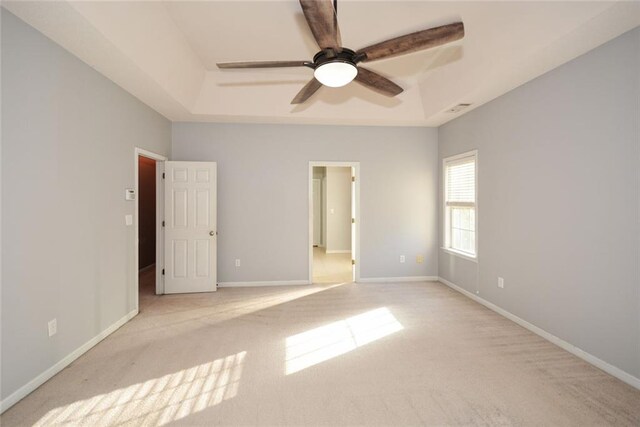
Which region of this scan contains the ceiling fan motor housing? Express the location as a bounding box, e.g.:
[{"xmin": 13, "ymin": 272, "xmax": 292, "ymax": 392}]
[{"xmin": 312, "ymin": 48, "xmax": 359, "ymax": 68}]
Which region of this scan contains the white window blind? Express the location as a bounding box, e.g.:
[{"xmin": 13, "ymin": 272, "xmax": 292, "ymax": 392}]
[
  {"xmin": 446, "ymin": 158, "xmax": 475, "ymax": 205},
  {"xmin": 444, "ymin": 152, "xmax": 477, "ymax": 257}
]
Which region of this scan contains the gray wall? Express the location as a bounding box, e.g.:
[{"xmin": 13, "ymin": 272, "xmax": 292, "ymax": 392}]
[
  {"xmin": 172, "ymin": 123, "xmax": 439, "ymax": 282},
  {"xmin": 439, "ymin": 27, "xmax": 640, "ymax": 378},
  {"xmin": 1, "ymin": 11, "xmax": 171, "ymax": 402}
]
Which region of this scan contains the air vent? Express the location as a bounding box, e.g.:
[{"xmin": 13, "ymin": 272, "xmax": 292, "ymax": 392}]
[{"xmin": 447, "ymin": 103, "xmax": 472, "ymax": 113}]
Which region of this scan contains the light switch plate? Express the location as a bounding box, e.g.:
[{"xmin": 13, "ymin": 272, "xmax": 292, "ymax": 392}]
[{"xmin": 48, "ymin": 319, "xmax": 57, "ymax": 337}]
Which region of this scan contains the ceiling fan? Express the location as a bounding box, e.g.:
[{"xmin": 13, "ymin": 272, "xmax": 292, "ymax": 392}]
[{"xmin": 217, "ymin": 0, "xmax": 464, "ymax": 104}]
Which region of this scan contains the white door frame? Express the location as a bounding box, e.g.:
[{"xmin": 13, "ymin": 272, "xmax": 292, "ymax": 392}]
[
  {"xmin": 308, "ymin": 161, "xmax": 360, "ymax": 283},
  {"xmin": 312, "ymin": 178, "xmax": 322, "ymax": 246},
  {"xmin": 134, "ymin": 147, "xmax": 167, "ymax": 311}
]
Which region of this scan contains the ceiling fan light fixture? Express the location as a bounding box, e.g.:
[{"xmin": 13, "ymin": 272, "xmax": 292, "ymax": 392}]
[{"xmin": 314, "ymin": 61, "xmax": 357, "ymax": 87}]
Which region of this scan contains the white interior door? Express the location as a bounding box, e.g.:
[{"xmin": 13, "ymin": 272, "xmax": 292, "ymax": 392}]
[
  {"xmin": 164, "ymin": 161, "xmax": 217, "ymax": 293},
  {"xmin": 313, "ymin": 179, "xmax": 322, "ymax": 246}
]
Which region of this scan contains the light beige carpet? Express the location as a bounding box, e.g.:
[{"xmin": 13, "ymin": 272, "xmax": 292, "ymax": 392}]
[{"xmin": 2, "ymin": 273, "xmax": 640, "ymax": 426}]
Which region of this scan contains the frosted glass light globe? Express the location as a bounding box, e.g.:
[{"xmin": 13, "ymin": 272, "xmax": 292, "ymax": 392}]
[{"xmin": 314, "ymin": 62, "xmax": 358, "ymax": 87}]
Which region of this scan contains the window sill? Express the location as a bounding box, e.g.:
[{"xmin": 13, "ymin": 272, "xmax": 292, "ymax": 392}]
[{"xmin": 441, "ymin": 247, "xmax": 478, "ymax": 263}]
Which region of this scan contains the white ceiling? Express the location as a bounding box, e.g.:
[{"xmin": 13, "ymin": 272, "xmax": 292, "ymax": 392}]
[{"xmin": 4, "ymin": 1, "xmax": 640, "ymax": 126}]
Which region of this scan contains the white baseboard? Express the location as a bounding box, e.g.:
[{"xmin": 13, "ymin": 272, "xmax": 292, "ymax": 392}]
[
  {"xmin": 357, "ymin": 276, "xmax": 439, "ymax": 283},
  {"xmin": 325, "ymin": 250, "xmax": 351, "ymax": 254},
  {"xmin": 0, "ymin": 309, "xmax": 138, "ymax": 414},
  {"xmin": 438, "ymin": 277, "xmax": 640, "ymax": 391},
  {"xmin": 218, "ymin": 280, "xmax": 311, "ymax": 288}
]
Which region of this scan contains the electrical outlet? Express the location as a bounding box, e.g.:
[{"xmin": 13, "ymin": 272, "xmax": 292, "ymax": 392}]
[
  {"xmin": 498, "ymin": 277, "xmax": 504, "ymax": 289},
  {"xmin": 235, "ymin": 259, "xmax": 241, "ymax": 267},
  {"xmin": 416, "ymin": 255, "xmax": 424, "ymax": 264},
  {"xmin": 400, "ymin": 255, "xmax": 405, "ymax": 263},
  {"xmin": 48, "ymin": 319, "xmax": 57, "ymax": 337}
]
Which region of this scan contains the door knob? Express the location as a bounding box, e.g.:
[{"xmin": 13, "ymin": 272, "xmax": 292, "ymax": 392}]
[{"xmin": 209, "ymin": 231, "xmax": 216, "ymax": 236}]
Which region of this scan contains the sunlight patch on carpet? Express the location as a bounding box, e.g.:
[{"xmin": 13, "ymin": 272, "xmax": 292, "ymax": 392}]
[
  {"xmin": 34, "ymin": 351, "xmax": 247, "ymax": 426},
  {"xmin": 285, "ymin": 307, "xmax": 403, "ymax": 375}
]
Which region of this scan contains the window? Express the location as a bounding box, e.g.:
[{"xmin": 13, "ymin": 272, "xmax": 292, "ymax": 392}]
[{"xmin": 444, "ymin": 151, "xmax": 477, "ymax": 258}]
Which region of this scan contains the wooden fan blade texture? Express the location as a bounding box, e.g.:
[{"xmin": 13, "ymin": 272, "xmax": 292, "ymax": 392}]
[
  {"xmin": 299, "ymin": 0, "xmax": 341, "ymax": 50},
  {"xmin": 354, "ymin": 67, "xmax": 403, "ymax": 97},
  {"xmin": 291, "ymin": 78, "xmax": 323, "ymax": 104},
  {"xmin": 357, "ymin": 22, "xmax": 464, "ymax": 62},
  {"xmin": 217, "ymin": 60, "xmax": 311, "ymax": 69}
]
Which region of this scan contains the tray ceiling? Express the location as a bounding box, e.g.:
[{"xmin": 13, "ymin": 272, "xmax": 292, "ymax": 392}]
[{"xmin": 4, "ymin": 1, "xmax": 639, "ymax": 126}]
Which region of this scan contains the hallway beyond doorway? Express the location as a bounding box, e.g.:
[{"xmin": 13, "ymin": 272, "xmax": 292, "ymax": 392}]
[{"xmin": 312, "ymin": 247, "xmax": 352, "ymax": 284}]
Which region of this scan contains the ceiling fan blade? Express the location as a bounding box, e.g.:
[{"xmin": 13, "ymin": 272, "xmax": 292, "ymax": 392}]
[
  {"xmin": 299, "ymin": 0, "xmax": 341, "ymax": 50},
  {"xmin": 354, "ymin": 67, "xmax": 403, "ymax": 97},
  {"xmin": 217, "ymin": 60, "xmax": 311, "ymax": 69},
  {"xmin": 291, "ymin": 78, "xmax": 323, "ymax": 104},
  {"xmin": 356, "ymin": 22, "xmax": 464, "ymax": 62}
]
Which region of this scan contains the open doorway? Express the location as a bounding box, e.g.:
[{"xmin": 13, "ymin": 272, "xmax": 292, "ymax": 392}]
[
  {"xmin": 309, "ymin": 162, "xmax": 360, "ymax": 284},
  {"xmin": 134, "ymin": 148, "xmax": 166, "ymax": 312},
  {"xmin": 138, "ymin": 156, "xmax": 157, "ymax": 304}
]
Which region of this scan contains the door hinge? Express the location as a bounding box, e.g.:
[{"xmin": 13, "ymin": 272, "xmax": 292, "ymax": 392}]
[
  {"xmin": 162, "ymin": 173, "xmax": 165, "ymax": 179},
  {"xmin": 162, "ymin": 221, "xmax": 165, "ymax": 227},
  {"xmin": 352, "ymin": 218, "xmax": 355, "ymax": 224},
  {"xmin": 162, "ymin": 269, "xmax": 165, "ymax": 275},
  {"xmin": 351, "ymin": 259, "xmax": 355, "ymax": 265},
  {"xmin": 351, "ymin": 176, "xmax": 355, "ymax": 182}
]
